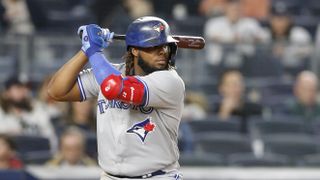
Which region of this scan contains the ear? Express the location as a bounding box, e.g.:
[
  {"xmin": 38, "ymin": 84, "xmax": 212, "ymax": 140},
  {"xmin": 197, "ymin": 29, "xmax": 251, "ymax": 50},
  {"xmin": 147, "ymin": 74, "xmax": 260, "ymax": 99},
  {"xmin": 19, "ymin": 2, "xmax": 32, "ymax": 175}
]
[{"xmin": 131, "ymin": 47, "xmax": 139, "ymax": 57}]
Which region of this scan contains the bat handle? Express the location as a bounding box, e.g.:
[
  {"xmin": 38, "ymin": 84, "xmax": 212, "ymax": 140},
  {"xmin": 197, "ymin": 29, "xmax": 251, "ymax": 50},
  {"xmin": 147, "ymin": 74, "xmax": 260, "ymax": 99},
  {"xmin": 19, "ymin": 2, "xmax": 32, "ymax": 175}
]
[
  {"xmin": 79, "ymin": 29, "xmax": 125, "ymax": 41},
  {"xmin": 113, "ymin": 34, "xmax": 126, "ymax": 40}
]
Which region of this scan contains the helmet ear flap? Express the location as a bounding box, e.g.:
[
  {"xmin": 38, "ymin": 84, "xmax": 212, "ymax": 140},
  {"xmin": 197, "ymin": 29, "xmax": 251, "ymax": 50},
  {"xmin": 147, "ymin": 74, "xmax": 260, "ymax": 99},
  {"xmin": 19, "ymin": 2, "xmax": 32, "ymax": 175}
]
[{"xmin": 168, "ymin": 43, "xmax": 178, "ymax": 67}]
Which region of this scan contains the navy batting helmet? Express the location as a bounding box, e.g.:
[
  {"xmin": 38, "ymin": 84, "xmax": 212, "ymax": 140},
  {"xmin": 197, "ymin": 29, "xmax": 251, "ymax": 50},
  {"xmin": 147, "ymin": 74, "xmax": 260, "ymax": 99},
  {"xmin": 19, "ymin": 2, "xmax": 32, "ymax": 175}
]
[{"xmin": 125, "ymin": 16, "xmax": 178, "ymax": 66}]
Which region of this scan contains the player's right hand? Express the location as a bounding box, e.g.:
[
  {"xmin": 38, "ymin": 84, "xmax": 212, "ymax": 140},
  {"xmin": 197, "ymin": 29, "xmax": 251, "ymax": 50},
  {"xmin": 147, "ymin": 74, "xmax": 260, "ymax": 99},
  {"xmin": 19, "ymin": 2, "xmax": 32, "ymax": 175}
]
[{"xmin": 77, "ymin": 24, "xmax": 114, "ymax": 57}]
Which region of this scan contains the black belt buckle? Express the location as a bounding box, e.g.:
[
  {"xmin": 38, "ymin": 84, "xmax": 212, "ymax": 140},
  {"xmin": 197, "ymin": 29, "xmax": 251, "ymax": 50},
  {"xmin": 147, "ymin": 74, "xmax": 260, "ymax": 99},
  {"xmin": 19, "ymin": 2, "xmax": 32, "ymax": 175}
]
[{"xmin": 109, "ymin": 170, "xmax": 166, "ymax": 179}]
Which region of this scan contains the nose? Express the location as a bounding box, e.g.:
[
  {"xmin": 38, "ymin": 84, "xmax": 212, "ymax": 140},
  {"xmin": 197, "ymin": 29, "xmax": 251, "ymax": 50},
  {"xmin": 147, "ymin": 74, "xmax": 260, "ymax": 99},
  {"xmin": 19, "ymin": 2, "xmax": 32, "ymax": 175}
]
[{"xmin": 158, "ymin": 45, "xmax": 169, "ymax": 55}]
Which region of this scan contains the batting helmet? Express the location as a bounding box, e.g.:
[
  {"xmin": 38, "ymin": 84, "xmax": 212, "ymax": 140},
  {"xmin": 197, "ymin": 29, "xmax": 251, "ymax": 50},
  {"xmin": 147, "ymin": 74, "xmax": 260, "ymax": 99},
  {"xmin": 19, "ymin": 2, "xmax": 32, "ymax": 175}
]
[{"xmin": 125, "ymin": 16, "xmax": 178, "ymax": 66}]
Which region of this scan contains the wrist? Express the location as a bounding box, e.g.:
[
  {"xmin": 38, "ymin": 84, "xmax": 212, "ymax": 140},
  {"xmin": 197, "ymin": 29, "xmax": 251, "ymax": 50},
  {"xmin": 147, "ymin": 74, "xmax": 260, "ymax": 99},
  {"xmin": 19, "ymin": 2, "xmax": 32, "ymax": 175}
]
[{"xmin": 84, "ymin": 47, "xmax": 102, "ymax": 58}]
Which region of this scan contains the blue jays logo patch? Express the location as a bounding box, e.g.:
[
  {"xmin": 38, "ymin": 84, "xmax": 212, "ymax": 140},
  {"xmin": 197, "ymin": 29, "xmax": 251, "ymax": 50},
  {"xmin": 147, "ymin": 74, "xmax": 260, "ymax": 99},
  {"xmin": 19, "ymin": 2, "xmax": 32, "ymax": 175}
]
[
  {"xmin": 127, "ymin": 118, "xmax": 155, "ymax": 142},
  {"xmin": 153, "ymin": 23, "xmax": 165, "ymax": 33}
]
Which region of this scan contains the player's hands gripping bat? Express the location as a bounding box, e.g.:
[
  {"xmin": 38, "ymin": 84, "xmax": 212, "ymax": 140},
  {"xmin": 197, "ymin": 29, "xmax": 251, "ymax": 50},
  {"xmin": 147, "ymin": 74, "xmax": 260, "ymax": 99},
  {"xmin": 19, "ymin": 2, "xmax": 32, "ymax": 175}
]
[{"xmin": 77, "ymin": 25, "xmax": 114, "ymax": 57}]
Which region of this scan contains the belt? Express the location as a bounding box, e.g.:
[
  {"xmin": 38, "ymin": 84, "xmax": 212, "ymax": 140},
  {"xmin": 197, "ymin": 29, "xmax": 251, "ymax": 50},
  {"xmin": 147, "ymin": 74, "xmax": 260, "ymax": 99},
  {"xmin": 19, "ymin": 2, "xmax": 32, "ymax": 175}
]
[{"xmin": 108, "ymin": 170, "xmax": 166, "ymax": 179}]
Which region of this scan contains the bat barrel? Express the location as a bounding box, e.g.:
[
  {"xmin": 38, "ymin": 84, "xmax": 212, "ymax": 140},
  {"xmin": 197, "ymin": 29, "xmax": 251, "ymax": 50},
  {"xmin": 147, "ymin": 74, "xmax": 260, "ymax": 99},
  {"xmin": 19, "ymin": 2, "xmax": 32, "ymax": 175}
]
[{"xmin": 172, "ymin": 36, "xmax": 205, "ymax": 49}]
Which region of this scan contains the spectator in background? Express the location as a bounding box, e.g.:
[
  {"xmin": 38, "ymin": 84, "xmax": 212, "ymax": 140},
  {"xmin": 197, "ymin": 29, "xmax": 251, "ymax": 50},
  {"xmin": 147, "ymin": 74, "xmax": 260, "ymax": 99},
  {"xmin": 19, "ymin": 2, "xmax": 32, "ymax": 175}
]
[
  {"xmin": 90, "ymin": 0, "xmax": 120, "ymax": 27},
  {"xmin": 215, "ymin": 69, "xmax": 262, "ymax": 133},
  {"xmin": 46, "ymin": 127, "xmax": 96, "ymax": 167},
  {"xmin": 1, "ymin": 0, "xmax": 34, "ymax": 35},
  {"xmin": 96, "ymin": 0, "xmax": 154, "ymax": 34},
  {"xmin": 179, "ymin": 90, "xmax": 209, "ymax": 154},
  {"xmin": 199, "ymin": 0, "xmax": 269, "ymax": 19},
  {"xmin": 66, "ymin": 100, "xmax": 96, "ymax": 134},
  {"xmin": 0, "ymin": 76, "xmax": 57, "ymax": 152},
  {"xmin": 204, "ymin": 0, "xmax": 268, "ymax": 65},
  {"xmin": 241, "ymin": 0, "xmax": 269, "ymax": 20},
  {"xmin": 198, "ymin": 0, "xmax": 226, "ymax": 17},
  {"xmin": 0, "ymin": 134, "xmax": 23, "ymax": 169},
  {"xmin": 36, "ymin": 75, "xmax": 69, "ymax": 136},
  {"xmin": 37, "ymin": 76, "xmax": 67, "ymax": 121},
  {"xmin": 0, "ymin": 2, "xmax": 5, "ymax": 31},
  {"xmin": 182, "ymin": 91, "xmax": 209, "ymax": 121},
  {"xmin": 266, "ymin": 3, "xmax": 312, "ymax": 75},
  {"xmin": 286, "ymin": 71, "xmax": 320, "ymax": 122},
  {"xmin": 123, "ymin": 0, "xmax": 153, "ymax": 20}
]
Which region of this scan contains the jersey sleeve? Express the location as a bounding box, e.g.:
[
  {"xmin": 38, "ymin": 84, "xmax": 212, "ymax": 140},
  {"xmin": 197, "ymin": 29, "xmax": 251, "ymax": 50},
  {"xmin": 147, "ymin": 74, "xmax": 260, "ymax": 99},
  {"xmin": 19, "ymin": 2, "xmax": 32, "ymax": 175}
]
[
  {"xmin": 138, "ymin": 70, "xmax": 185, "ymax": 108},
  {"xmin": 77, "ymin": 68, "xmax": 100, "ymax": 100}
]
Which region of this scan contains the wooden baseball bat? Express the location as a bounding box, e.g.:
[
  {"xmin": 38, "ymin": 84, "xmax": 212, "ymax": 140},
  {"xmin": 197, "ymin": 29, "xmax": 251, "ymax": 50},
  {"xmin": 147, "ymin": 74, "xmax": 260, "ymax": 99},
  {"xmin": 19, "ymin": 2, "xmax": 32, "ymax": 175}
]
[
  {"xmin": 112, "ymin": 34, "xmax": 205, "ymax": 50},
  {"xmin": 79, "ymin": 30, "xmax": 205, "ymax": 49}
]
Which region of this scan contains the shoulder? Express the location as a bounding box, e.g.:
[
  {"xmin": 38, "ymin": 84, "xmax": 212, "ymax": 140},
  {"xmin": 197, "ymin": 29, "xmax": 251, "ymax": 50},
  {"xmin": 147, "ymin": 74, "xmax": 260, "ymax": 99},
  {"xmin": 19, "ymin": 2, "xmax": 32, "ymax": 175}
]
[
  {"xmin": 138, "ymin": 69, "xmax": 185, "ymax": 96},
  {"xmin": 206, "ymin": 16, "xmax": 227, "ymax": 26},
  {"xmin": 290, "ymin": 26, "xmax": 311, "ymax": 43},
  {"xmin": 239, "ymin": 17, "xmax": 260, "ymax": 27},
  {"xmin": 150, "ymin": 69, "xmax": 181, "ymax": 77},
  {"xmin": 112, "ymin": 63, "xmax": 126, "ymax": 72},
  {"xmin": 82, "ymin": 156, "xmax": 97, "ymax": 166},
  {"xmin": 46, "ymin": 155, "xmax": 63, "ymax": 166},
  {"xmin": 146, "ymin": 69, "xmax": 184, "ymax": 86}
]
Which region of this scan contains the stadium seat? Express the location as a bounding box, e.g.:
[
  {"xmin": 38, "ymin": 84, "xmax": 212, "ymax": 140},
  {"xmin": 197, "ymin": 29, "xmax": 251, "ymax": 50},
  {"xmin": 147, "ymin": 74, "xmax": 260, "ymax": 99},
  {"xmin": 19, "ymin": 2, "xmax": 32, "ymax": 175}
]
[
  {"xmin": 310, "ymin": 119, "xmax": 320, "ymax": 136},
  {"xmin": 271, "ymin": 0, "xmax": 302, "ymax": 15},
  {"xmin": 263, "ymin": 134, "xmax": 320, "ymax": 165},
  {"xmin": 179, "ymin": 153, "xmax": 225, "ymax": 166},
  {"xmin": 170, "ymin": 16, "xmax": 206, "ymax": 36},
  {"xmin": 305, "ymin": 0, "xmax": 320, "ymax": 16},
  {"xmin": 259, "ymin": 94, "xmax": 292, "ymax": 115},
  {"xmin": 301, "ymin": 154, "xmax": 320, "ymax": 167},
  {"xmin": 0, "ymin": 170, "xmax": 38, "ymax": 180},
  {"xmin": 178, "ymin": 122, "xmax": 195, "ymax": 153},
  {"xmin": 12, "ymin": 135, "xmax": 52, "ymax": 164},
  {"xmin": 228, "ymin": 153, "xmax": 290, "ymax": 167},
  {"xmin": 242, "ymin": 45, "xmax": 284, "ymax": 78},
  {"xmin": 85, "ymin": 133, "xmax": 98, "ymax": 159},
  {"xmin": 195, "ymin": 132, "xmax": 253, "ymax": 157},
  {"xmin": 188, "ymin": 117, "xmax": 242, "ymax": 135},
  {"xmin": 249, "ymin": 116, "xmax": 313, "ymax": 140}
]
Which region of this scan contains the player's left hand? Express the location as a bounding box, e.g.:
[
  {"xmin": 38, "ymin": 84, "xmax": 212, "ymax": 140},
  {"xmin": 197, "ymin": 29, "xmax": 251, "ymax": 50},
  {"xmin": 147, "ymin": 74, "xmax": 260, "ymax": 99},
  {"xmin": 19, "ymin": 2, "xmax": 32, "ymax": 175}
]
[{"xmin": 77, "ymin": 24, "xmax": 114, "ymax": 57}]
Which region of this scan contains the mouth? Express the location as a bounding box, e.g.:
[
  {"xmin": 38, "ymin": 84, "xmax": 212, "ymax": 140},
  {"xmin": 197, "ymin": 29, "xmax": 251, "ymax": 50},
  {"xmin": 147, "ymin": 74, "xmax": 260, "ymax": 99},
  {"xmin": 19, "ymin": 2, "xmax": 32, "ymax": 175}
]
[{"xmin": 156, "ymin": 59, "xmax": 168, "ymax": 66}]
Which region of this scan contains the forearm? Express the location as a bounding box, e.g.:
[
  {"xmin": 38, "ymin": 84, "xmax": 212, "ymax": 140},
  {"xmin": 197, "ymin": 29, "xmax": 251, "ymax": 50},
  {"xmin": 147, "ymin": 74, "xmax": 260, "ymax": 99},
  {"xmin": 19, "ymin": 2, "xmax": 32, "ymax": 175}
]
[
  {"xmin": 89, "ymin": 52, "xmax": 121, "ymax": 84},
  {"xmin": 47, "ymin": 51, "xmax": 87, "ymax": 100}
]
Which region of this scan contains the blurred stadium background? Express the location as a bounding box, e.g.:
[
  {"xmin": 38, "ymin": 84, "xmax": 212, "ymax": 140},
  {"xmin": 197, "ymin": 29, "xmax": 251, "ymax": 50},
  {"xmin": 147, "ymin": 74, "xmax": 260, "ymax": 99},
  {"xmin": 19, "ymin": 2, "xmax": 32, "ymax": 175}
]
[{"xmin": 2, "ymin": 0, "xmax": 320, "ymax": 179}]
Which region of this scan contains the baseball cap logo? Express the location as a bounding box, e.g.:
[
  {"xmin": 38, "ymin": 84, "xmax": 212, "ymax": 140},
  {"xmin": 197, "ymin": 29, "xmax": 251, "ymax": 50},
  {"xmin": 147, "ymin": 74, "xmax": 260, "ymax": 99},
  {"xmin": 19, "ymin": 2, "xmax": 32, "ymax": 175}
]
[{"xmin": 153, "ymin": 23, "xmax": 165, "ymax": 33}]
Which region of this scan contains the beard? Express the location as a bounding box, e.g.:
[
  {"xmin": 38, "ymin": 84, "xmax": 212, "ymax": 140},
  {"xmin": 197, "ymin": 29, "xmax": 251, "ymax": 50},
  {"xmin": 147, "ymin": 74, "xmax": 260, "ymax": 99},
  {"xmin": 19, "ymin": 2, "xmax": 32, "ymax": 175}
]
[
  {"xmin": 137, "ymin": 55, "xmax": 168, "ymax": 74},
  {"xmin": 9, "ymin": 98, "xmax": 32, "ymax": 112}
]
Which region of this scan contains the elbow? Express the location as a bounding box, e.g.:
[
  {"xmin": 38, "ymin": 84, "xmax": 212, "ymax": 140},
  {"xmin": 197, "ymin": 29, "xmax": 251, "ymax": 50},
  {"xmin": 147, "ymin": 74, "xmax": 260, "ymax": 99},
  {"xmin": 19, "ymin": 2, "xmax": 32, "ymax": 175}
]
[
  {"xmin": 100, "ymin": 74, "xmax": 122, "ymax": 100},
  {"xmin": 47, "ymin": 88, "xmax": 63, "ymax": 101}
]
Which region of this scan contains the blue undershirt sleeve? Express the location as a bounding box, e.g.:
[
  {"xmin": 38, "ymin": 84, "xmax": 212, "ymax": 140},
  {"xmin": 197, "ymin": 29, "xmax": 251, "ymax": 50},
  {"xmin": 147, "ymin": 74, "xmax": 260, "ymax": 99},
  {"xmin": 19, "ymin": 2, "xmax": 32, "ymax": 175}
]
[{"xmin": 88, "ymin": 52, "xmax": 121, "ymax": 85}]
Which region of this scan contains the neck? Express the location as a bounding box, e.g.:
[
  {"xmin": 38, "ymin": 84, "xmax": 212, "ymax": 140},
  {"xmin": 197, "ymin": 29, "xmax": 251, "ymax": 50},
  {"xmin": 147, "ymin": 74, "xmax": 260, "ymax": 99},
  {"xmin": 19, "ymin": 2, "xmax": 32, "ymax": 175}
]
[{"xmin": 133, "ymin": 59, "xmax": 146, "ymax": 76}]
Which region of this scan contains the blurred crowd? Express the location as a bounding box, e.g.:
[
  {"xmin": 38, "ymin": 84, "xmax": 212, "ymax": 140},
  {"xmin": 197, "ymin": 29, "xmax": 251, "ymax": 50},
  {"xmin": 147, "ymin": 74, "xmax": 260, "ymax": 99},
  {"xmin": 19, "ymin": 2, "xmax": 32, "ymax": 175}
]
[{"xmin": 1, "ymin": 0, "xmax": 320, "ymax": 171}]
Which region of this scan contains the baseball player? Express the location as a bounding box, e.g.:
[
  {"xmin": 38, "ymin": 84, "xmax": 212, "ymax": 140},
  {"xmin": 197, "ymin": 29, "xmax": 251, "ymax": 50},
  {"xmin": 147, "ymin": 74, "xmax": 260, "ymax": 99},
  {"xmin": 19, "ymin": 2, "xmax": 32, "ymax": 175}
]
[{"xmin": 47, "ymin": 16, "xmax": 184, "ymax": 180}]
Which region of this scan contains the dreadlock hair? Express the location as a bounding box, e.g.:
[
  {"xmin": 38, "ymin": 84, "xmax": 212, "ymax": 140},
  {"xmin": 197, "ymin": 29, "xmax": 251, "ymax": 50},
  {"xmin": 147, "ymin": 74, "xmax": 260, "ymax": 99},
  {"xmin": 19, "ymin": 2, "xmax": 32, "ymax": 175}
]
[
  {"xmin": 122, "ymin": 46, "xmax": 176, "ymax": 76},
  {"xmin": 123, "ymin": 47, "xmax": 135, "ymax": 76}
]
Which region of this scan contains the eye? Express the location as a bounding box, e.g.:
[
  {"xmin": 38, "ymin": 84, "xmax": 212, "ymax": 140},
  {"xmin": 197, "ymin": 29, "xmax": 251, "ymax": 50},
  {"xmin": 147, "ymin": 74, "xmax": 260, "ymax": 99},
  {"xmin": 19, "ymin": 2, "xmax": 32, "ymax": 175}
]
[{"xmin": 140, "ymin": 45, "xmax": 169, "ymax": 52}]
